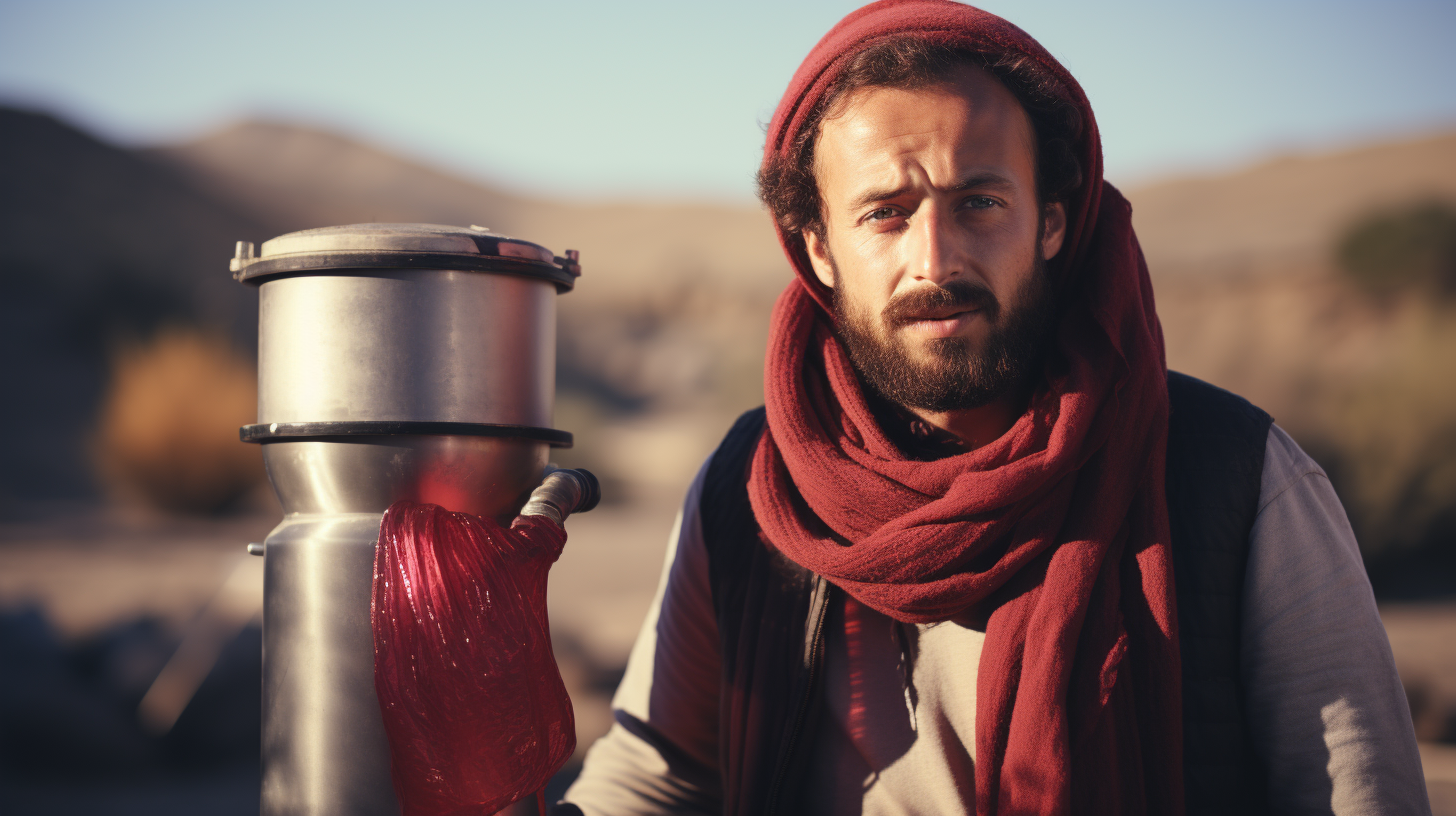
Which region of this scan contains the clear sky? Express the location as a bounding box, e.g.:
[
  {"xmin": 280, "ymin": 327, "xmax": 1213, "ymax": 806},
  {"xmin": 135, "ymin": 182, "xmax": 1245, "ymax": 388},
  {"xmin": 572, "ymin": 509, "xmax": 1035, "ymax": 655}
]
[{"xmin": 2, "ymin": 0, "xmax": 1453, "ymax": 202}]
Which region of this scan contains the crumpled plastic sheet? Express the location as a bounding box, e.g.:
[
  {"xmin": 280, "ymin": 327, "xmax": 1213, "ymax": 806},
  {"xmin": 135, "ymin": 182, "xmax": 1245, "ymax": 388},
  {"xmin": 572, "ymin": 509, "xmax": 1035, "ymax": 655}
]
[{"xmin": 372, "ymin": 500, "xmax": 575, "ymax": 816}]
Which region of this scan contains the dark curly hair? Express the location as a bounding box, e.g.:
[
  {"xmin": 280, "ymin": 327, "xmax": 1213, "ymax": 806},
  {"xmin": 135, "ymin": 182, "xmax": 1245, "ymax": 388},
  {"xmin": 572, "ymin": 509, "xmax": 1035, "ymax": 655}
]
[{"xmin": 758, "ymin": 36, "xmax": 1084, "ymax": 241}]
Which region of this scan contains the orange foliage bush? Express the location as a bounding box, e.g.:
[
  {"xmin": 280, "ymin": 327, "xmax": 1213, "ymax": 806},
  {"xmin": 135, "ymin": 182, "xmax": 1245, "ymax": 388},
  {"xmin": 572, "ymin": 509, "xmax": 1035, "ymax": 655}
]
[{"xmin": 94, "ymin": 327, "xmax": 264, "ymax": 514}]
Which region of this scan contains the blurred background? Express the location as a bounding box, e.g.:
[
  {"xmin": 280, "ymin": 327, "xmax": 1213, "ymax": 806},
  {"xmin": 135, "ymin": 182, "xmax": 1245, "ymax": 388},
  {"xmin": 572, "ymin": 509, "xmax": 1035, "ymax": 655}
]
[{"xmin": 2, "ymin": 0, "xmax": 1454, "ymax": 812}]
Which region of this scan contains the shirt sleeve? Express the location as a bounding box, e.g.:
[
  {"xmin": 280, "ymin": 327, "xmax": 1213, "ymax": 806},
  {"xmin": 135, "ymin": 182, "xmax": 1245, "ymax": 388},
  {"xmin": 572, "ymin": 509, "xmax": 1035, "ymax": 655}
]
[
  {"xmin": 1242, "ymin": 425, "xmax": 1432, "ymax": 815},
  {"xmin": 560, "ymin": 456, "xmax": 724, "ymax": 816}
]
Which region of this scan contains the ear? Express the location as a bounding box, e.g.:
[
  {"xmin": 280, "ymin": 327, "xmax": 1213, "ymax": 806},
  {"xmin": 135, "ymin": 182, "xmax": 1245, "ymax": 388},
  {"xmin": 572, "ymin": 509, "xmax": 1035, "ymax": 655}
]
[
  {"xmin": 803, "ymin": 229, "xmax": 836, "ymax": 289},
  {"xmin": 1041, "ymin": 201, "xmax": 1067, "ymax": 260}
]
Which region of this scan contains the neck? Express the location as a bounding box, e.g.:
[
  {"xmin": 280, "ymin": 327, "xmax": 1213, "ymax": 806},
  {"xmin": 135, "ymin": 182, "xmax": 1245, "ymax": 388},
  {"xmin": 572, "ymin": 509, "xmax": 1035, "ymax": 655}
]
[{"xmin": 906, "ymin": 394, "xmax": 1024, "ymax": 451}]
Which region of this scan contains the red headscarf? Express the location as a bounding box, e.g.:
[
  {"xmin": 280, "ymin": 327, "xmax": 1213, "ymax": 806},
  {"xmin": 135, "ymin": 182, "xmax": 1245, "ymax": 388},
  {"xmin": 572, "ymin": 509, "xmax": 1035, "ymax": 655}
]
[{"xmin": 746, "ymin": 2, "xmax": 1181, "ymax": 814}]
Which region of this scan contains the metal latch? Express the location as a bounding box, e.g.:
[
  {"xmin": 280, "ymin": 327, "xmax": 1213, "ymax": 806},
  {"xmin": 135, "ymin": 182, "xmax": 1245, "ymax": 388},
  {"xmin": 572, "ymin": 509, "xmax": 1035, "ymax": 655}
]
[
  {"xmin": 554, "ymin": 249, "xmax": 582, "ymax": 277},
  {"xmin": 230, "ymin": 241, "xmax": 257, "ymax": 278}
]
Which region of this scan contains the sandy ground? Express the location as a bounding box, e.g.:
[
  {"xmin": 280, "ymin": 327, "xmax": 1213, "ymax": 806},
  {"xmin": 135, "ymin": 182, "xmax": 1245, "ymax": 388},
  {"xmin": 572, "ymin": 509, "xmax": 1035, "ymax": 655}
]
[{"xmin": 3, "ymin": 503, "xmax": 1454, "ymax": 811}]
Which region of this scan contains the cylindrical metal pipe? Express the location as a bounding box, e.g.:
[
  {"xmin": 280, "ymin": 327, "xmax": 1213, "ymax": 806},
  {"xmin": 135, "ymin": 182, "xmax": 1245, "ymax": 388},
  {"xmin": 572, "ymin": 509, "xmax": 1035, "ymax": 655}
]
[
  {"xmin": 261, "ymin": 514, "xmax": 399, "ymax": 816},
  {"xmin": 257, "ymin": 270, "xmax": 556, "ymax": 428},
  {"xmin": 237, "ymin": 224, "xmax": 580, "ymax": 816}
]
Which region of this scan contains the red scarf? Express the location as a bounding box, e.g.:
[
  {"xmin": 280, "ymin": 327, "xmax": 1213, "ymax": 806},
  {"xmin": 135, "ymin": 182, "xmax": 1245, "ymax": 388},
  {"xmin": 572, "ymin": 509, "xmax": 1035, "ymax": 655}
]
[{"xmin": 746, "ymin": 2, "xmax": 1181, "ymax": 813}]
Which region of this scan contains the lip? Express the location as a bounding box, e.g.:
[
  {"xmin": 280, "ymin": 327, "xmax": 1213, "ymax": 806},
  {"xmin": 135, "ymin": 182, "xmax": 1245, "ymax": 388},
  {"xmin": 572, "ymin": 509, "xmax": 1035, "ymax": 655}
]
[{"xmin": 900, "ymin": 308, "xmax": 980, "ymax": 338}]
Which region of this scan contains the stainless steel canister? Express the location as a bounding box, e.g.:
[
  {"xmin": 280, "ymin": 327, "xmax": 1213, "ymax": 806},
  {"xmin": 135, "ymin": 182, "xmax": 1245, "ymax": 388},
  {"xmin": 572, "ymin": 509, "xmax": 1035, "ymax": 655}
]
[{"xmin": 233, "ymin": 224, "xmax": 581, "ymax": 816}]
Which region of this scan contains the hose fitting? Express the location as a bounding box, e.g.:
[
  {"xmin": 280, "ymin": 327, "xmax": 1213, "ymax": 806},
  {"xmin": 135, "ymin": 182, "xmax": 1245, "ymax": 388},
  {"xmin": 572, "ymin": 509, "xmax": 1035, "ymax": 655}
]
[{"xmin": 519, "ymin": 466, "xmax": 601, "ymax": 525}]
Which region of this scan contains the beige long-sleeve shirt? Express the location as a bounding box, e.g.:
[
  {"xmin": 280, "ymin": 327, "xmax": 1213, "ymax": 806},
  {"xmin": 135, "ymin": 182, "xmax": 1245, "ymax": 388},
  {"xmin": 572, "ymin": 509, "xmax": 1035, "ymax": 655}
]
[{"xmin": 564, "ymin": 426, "xmax": 1432, "ymax": 815}]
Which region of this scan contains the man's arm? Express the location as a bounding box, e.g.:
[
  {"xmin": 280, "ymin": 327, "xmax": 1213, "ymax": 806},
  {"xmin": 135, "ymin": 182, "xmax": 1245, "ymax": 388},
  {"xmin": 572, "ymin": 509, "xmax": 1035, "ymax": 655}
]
[
  {"xmin": 560, "ymin": 458, "xmax": 724, "ymax": 816},
  {"xmin": 1242, "ymin": 425, "xmax": 1431, "ymax": 815}
]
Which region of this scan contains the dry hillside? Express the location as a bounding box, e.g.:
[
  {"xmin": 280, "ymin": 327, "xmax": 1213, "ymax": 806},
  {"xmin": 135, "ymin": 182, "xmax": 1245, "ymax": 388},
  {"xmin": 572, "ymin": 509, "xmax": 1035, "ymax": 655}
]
[
  {"xmin": 149, "ymin": 122, "xmax": 791, "ymax": 303},
  {"xmin": 1128, "ymin": 132, "xmax": 1456, "ymax": 273},
  {"xmin": 6, "ymin": 108, "xmax": 1454, "ymax": 584},
  {"xmin": 0, "ymin": 108, "xmax": 267, "ymax": 508}
]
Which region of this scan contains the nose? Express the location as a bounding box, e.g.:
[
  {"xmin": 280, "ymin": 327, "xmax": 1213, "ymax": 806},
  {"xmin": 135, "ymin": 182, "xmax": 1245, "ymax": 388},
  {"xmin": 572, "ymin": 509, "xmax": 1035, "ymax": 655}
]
[{"xmin": 909, "ymin": 203, "xmax": 963, "ymax": 285}]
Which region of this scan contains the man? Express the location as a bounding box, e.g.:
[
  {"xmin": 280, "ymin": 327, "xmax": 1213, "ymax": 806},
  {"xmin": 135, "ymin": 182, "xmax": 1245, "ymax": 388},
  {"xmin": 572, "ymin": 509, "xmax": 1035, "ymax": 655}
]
[{"xmin": 559, "ymin": 2, "xmax": 1430, "ymax": 814}]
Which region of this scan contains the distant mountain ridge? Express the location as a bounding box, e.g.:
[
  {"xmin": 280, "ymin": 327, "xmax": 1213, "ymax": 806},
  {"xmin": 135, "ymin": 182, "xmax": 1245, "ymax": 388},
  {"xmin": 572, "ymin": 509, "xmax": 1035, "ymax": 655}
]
[
  {"xmin": 152, "ymin": 119, "xmax": 1456, "ymax": 287},
  {"xmin": 144, "ymin": 121, "xmax": 530, "ymax": 238},
  {"xmin": 0, "ymin": 107, "xmax": 268, "ymax": 504},
  {"xmin": 146, "ymin": 121, "xmax": 793, "ymax": 302},
  {"xmin": 4, "ymin": 104, "xmax": 1454, "ymax": 507},
  {"xmin": 1125, "ymin": 131, "xmax": 1456, "ymax": 273}
]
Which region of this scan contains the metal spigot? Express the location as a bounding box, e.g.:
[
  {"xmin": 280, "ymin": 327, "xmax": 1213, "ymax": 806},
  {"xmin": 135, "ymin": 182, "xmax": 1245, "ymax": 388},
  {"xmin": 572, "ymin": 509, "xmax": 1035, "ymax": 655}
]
[{"xmin": 519, "ymin": 466, "xmax": 600, "ymax": 525}]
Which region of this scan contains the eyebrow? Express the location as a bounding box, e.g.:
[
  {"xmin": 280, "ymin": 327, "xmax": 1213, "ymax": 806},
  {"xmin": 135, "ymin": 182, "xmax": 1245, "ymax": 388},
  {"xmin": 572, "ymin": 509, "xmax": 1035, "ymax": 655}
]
[{"xmin": 847, "ymin": 171, "xmax": 1018, "ymax": 212}]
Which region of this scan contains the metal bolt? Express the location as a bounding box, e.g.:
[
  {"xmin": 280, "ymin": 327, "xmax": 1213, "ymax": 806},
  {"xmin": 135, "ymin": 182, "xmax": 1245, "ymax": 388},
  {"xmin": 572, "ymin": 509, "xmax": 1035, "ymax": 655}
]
[{"xmin": 247, "ymin": 542, "xmax": 265, "ymax": 556}]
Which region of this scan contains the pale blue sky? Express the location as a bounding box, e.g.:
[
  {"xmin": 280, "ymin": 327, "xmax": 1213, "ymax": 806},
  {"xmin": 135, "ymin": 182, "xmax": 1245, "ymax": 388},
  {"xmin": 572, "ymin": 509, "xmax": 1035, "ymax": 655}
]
[{"xmin": 2, "ymin": 0, "xmax": 1453, "ymax": 201}]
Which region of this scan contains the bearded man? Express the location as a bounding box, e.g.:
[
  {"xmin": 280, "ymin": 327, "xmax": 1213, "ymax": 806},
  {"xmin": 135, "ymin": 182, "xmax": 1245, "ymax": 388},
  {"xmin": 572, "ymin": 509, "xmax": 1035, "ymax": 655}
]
[{"xmin": 557, "ymin": 2, "xmax": 1431, "ymax": 814}]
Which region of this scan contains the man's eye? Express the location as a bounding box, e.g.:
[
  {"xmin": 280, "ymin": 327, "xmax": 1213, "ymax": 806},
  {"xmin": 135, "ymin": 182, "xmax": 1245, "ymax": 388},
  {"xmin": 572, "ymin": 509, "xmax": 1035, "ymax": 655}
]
[
  {"xmin": 963, "ymin": 196, "xmax": 998, "ymax": 210},
  {"xmin": 866, "ymin": 207, "xmax": 899, "ymax": 221}
]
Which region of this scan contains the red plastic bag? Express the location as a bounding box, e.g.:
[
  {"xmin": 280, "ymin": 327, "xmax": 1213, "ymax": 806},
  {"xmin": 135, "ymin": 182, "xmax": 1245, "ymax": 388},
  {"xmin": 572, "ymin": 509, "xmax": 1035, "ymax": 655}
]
[{"xmin": 371, "ymin": 500, "xmax": 575, "ymax": 816}]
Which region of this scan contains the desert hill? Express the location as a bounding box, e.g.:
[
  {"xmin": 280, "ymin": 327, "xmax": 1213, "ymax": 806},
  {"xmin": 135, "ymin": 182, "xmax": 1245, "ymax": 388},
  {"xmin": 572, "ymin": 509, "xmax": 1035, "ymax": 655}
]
[
  {"xmin": 1127, "ymin": 132, "xmax": 1456, "ymax": 274},
  {"xmin": 148, "ymin": 121, "xmax": 792, "ymax": 302},
  {"xmin": 4, "ymin": 107, "xmax": 1454, "ymax": 577},
  {"xmin": 0, "ymin": 108, "xmax": 268, "ymax": 340},
  {"xmin": 0, "ymin": 108, "xmax": 268, "ymax": 505}
]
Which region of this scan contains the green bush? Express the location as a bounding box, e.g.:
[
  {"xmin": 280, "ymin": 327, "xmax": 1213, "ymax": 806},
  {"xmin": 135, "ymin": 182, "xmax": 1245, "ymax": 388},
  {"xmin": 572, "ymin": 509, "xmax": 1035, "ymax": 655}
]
[{"xmin": 1337, "ymin": 200, "xmax": 1456, "ymax": 297}]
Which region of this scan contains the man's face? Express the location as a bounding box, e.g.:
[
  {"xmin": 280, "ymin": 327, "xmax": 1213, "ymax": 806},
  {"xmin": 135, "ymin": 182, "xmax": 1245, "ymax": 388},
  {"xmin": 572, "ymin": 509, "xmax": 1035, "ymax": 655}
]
[{"xmin": 804, "ymin": 64, "xmax": 1067, "ymax": 412}]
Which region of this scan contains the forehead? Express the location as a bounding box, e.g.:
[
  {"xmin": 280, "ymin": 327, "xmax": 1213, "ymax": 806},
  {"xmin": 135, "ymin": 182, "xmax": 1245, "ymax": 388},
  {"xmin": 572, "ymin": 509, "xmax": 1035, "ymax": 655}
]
[{"xmin": 813, "ymin": 64, "xmax": 1036, "ymax": 195}]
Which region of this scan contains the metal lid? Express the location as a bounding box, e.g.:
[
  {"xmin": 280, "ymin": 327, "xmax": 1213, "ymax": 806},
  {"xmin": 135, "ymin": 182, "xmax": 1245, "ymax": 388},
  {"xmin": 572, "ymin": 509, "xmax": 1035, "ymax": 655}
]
[{"xmin": 230, "ymin": 223, "xmax": 581, "ymax": 291}]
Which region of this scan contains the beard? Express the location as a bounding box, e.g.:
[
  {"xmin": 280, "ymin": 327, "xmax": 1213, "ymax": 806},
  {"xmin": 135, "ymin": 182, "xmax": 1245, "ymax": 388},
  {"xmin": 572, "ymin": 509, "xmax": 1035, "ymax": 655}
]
[{"xmin": 830, "ymin": 254, "xmax": 1056, "ymax": 413}]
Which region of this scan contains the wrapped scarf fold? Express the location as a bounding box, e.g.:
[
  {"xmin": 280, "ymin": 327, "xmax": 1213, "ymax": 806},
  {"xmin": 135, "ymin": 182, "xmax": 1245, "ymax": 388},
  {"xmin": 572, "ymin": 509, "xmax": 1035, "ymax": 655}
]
[{"xmin": 746, "ymin": 2, "xmax": 1182, "ymax": 813}]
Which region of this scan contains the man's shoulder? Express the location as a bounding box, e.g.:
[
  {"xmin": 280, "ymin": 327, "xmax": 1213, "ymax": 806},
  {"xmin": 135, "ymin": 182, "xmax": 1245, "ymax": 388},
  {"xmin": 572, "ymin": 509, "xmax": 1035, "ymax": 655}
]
[
  {"xmin": 1256, "ymin": 425, "xmax": 1329, "ymax": 514},
  {"xmin": 718, "ymin": 407, "xmax": 768, "ymax": 446},
  {"xmin": 1164, "ymin": 370, "xmax": 1273, "ymax": 508},
  {"xmin": 703, "ymin": 407, "xmax": 768, "ymax": 494},
  {"xmin": 697, "ymin": 406, "xmax": 767, "ymax": 548},
  {"xmin": 1166, "ymin": 370, "xmax": 1272, "ymax": 442}
]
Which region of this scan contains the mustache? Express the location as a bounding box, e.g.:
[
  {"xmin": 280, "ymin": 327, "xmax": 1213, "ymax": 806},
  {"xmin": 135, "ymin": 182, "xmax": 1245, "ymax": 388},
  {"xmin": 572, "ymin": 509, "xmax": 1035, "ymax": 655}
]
[{"xmin": 881, "ymin": 278, "xmax": 1000, "ymax": 329}]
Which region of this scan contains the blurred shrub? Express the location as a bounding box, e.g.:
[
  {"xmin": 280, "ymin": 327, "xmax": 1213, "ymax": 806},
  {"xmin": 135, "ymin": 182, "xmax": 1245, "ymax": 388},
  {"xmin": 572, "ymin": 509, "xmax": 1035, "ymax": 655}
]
[
  {"xmin": 1336, "ymin": 200, "xmax": 1456, "ymax": 297},
  {"xmin": 1317, "ymin": 305, "xmax": 1456, "ymax": 548},
  {"xmin": 93, "ymin": 327, "xmax": 263, "ymax": 514},
  {"xmin": 1323, "ymin": 201, "xmax": 1456, "ymax": 593}
]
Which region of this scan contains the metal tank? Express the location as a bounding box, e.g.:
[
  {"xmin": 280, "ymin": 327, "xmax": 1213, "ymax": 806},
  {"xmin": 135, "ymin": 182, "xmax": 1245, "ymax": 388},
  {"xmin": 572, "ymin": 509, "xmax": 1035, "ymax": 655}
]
[{"xmin": 233, "ymin": 224, "xmax": 582, "ymax": 816}]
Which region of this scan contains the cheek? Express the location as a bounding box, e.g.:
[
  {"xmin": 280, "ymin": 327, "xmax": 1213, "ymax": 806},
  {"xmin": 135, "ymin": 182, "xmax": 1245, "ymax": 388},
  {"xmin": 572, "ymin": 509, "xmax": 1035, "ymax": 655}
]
[
  {"xmin": 835, "ymin": 275, "xmax": 879, "ymax": 324},
  {"xmin": 836, "ymin": 277, "xmax": 897, "ymax": 341},
  {"xmin": 827, "ymin": 237, "xmax": 899, "ymax": 312},
  {"xmin": 969, "ymin": 213, "xmax": 1042, "ymax": 284}
]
